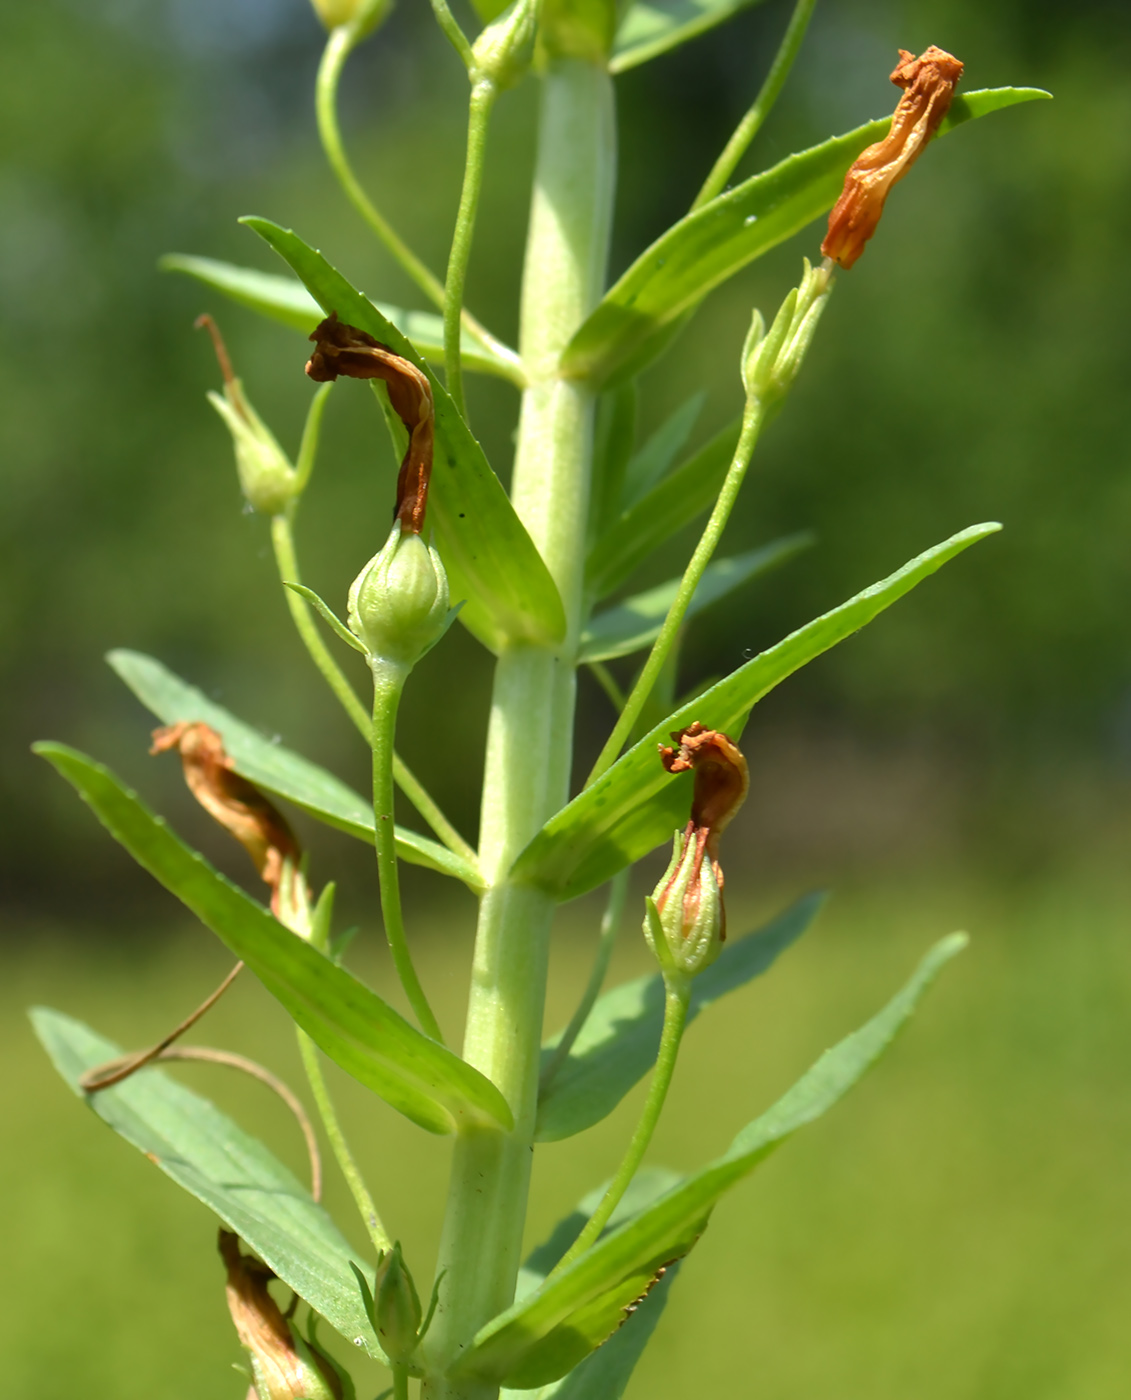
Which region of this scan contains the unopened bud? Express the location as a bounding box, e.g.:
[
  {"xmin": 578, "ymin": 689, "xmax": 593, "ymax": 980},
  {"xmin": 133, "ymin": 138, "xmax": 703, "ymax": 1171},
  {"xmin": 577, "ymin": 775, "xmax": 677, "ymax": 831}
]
[
  {"xmin": 472, "ymin": 0, "xmax": 538, "ymax": 89},
  {"xmin": 742, "ymin": 258, "xmax": 832, "ymax": 409},
  {"xmin": 646, "ymin": 826, "xmax": 725, "ymax": 976},
  {"xmin": 197, "ymin": 315, "xmax": 297, "ymax": 516},
  {"xmin": 373, "ymin": 1243, "xmax": 423, "ymax": 1366},
  {"xmin": 348, "ymin": 524, "xmax": 452, "ymax": 672},
  {"xmin": 309, "ymin": 0, "xmax": 390, "ymax": 39}
]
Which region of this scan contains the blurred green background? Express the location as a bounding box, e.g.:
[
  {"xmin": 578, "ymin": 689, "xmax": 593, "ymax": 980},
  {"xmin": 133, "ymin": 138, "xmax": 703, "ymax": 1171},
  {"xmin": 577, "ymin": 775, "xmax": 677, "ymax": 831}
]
[{"xmin": 2, "ymin": 0, "xmax": 1130, "ymax": 1395}]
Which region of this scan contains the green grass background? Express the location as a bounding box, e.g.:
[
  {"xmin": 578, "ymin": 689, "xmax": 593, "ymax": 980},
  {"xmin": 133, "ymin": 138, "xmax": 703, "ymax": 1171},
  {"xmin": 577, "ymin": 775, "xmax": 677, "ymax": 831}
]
[{"xmin": 5, "ymin": 856, "xmax": 1130, "ymax": 1398}]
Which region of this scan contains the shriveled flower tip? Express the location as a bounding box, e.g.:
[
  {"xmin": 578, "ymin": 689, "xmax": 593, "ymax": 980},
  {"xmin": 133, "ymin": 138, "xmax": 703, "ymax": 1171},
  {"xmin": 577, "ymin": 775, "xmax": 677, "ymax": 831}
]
[
  {"xmin": 659, "ymin": 722, "xmax": 749, "ymax": 857},
  {"xmin": 821, "ymin": 45, "xmax": 964, "ymax": 270},
  {"xmin": 219, "ymin": 1231, "xmax": 342, "ymax": 1400},
  {"xmin": 306, "ymin": 313, "xmax": 434, "ymax": 534},
  {"xmin": 151, "ymin": 722, "xmax": 300, "ymax": 912}
]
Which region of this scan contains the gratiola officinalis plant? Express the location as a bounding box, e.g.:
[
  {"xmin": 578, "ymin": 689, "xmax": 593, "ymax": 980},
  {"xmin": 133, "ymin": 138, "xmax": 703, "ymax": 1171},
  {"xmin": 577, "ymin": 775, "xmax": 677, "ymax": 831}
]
[{"xmin": 30, "ymin": 4, "xmax": 1048, "ymax": 1397}]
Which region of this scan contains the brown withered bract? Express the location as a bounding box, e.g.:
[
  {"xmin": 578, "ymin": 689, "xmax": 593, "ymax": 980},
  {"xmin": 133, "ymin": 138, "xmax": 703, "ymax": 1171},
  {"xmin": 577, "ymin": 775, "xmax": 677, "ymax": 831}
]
[
  {"xmin": 306, "ymin": 313, "xmax": 435, "ymax": 534},
  {"xmin": 821, "ymin": 45, "xmax": 964, "ymax": 270},
  {"xmin": 151, "ymin": 721, "xmax": 300, "ymax": 914},
  {"xmin": 219, "ymin": 1231, "xmax": 343, "ymax": 1400}
]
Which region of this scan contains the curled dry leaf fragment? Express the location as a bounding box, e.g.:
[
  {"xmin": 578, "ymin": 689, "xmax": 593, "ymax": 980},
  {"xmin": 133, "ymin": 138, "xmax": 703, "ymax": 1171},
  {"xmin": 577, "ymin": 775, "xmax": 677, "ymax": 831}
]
[
  {"xmin": 822, "ymin": 45, "xmax": 964, "ymax": 270},
  {"xmin": 219, "ymin": 1231, "xmax": 344, "ymax": 1400},
  {"xmin": 648, "ymin": 723, "xmax": 750, "ymax": 976},
  {"xmin": 306, "ymin": 313, "xmax": 435, "ymax": 534},
  {"xmin": 150, "ymin": 721, "xmax": 300, "ymax": 917}
]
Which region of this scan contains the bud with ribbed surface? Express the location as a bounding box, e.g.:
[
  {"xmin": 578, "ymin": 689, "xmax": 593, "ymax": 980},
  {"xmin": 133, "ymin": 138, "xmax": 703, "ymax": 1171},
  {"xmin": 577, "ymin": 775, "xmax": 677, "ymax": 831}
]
[{"xmin": 347, "ymin": 523, "xmax": 451, "ymax": 674}]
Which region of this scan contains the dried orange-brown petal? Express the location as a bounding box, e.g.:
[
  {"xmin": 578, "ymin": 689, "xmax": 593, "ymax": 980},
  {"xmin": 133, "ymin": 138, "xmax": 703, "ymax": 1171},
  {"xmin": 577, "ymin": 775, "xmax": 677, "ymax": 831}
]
[
  {"xmin": 151, "ymin": 721, "xmax": 299, "ymax": 910},
  {"xmin": 658, "ymin": 721, "xmax": 750, "ymax": 856},
  {"xmin": 306, "ymin": 313, "xmax": 434, "ymax": 534},
  {"xmin": 822, "ymin": 45, "xmax": 964, "ymax": 270}
]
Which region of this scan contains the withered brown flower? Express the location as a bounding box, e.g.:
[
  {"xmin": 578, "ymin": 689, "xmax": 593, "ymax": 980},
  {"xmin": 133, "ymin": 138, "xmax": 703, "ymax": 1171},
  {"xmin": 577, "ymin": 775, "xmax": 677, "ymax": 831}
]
[
  {"xmin": 150, "ymin": 721, "xmax": 300, "ymax": 917},
  {"xmin": 655, "ymin": 722, "xmax": 750, "ymax": 955},
  {"xmin": 306, "ymin": 313, "xmax": 434, "ymax": 534},
  {"xmin": 822, "ymin": 45, "xmax": 964, "ymax": 270},
  {"xmin": 219, "ymin": 1231, "xmax": 343, "ymax": 1400}
]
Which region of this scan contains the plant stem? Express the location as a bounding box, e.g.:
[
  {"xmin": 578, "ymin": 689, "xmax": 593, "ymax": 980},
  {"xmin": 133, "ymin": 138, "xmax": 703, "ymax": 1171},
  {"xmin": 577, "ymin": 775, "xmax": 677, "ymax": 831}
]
[
  {"xmin": 392, "ymin": 1363, "xmax": 411, "ymax": 1400},
  {"xmin": 422, "ymin": 56, "xmax": 615, "ymax": 1400},
  {"xmin": 539, "ymin": 869, "xmax": 629, "ymax": 1094},
  {"xmin": 297, "ymin": 1029, "xmax": 391, "ymax": 1254},
  {"xmin": 586, "ymin": 396, "xmax": 765, "ymax": 784},
  {"xmin": 271, "ymin": 514, "xmax": 477, "ymax": 864},
  {"xmin": 692, "ymin": 0, "xmax": 818, "ymax": 209},
  {"xmin": 371, "ymin": 663, "xmax": 445, "ymax": 1043},
  {"xmin": 444, "ymin": 79, "xmax": 498, "ymax": 420},
  {"xmin": 550, "ymin": 974, "xmax": 690, "ymax": 1277},
  {"xmin": 587, "ymin": 659, "xmax": 626, "ymax": 711},
  {"xmin": 428, "ymin": 0, "xmax": 474, "ymax": 69},
  {"xmin": 316, "ymin": 27, "xmax": 511, "ymax": 368}
]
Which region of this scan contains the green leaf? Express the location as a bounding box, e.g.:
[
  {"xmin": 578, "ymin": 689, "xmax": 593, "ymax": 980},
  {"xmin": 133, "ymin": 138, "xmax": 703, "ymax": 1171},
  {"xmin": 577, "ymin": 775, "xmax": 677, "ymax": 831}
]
[
  {"xmin": 30, "ymin": 1007, "xmax": 385, "ymax": 1359},
  {"xmin": 240, "ymin": 218, "xmax": 566, "ymax": 652},
  {"xmin": 587, "ymin": 416, "xmax": 741, "ymax": 599},
  {"xmin": 33, "ymin": 743, "xmax": 513, "ymax": 1136},
  {"xmin": 620, "ymin": 391, "xmax": 703, "ymax": 507},
  {"xmin": 611, "ymin": 0, "xmax": 771, "ymax": 73},
  {"xmin": 502, "ymin": 1169, "xmax": 684, "ymax": 1400},
  {"xmin": 579, "ymin": 536, "xmax": 809, "ymax": 664},
  {"xmin": 106, "ymin": 649, "xmax": 483, "ymax": 891},
  {"xmin": 516, "ymin": 524, "xmax": 999, "ymax": 901},
  {"xmin": 460, "ymin": 933, "xmax": 967, "ymax": 1388},
  {"xmin": 537, "ymin": 893, "xmax": 821, "ymax": 1141},
  {"xmin": 562, "ymin": 89, "xmax": 1052, "ymax": 388},
  {"xmin": 160, "ymin": 253, "xmax": 520, "ymax": 383}
]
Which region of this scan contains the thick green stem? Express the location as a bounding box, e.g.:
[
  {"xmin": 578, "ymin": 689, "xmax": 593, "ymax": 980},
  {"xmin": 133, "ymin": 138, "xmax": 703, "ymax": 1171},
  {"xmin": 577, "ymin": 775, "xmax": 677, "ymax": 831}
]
[
  {"xmin": 297, "ymin": 1029, "xmax": 391, "ymax": 1255},
  {"xmin": 692, "ymin": 0, "xmax": 817, "ymax": 209},
  {"xmin": 549, "ymin": 974, "xmax": 690, "ymax": 1276},
  {"xmin": 444, "ymin": 80, "xmax": 498, "ymax": 420},
  {"xmin": 540, "ymin": 870, "xmax": 629, "ymax": 1094},
  {"xmin": 587, "ymin": 397, "xmax": 766, "ymax": 784},
  {"xmin": 371, "ymin": 664, "xmax": 445, "ymax": 1043},
  {"xmin": 422, "ymin": 57, "xmax": 615, "ymax": 1400},
  {"xmin": 271, "ymin": 515, "xmax": 475, "ymax": 863},
  {"xmin": 392, "ymin": 1364, "xmax": 411, "ymax": 1400}
]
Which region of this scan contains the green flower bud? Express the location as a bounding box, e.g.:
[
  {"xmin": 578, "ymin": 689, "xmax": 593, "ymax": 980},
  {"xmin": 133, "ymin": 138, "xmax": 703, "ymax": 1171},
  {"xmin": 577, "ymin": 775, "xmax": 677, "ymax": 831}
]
[
  {"xmin": 741, "ymin": 257, "xmax": 833, "ymax": 409},
  {"xmin": 471, "ymin": 0, "xmax": 538, "ymax": 89},
  {"xmin": 207, "ymin": 385, "xmax": 297, "ymax": 516},
  {"xmin": 373, "ymin": 1243, "xmax": 423, "ymax": 1367},
  {"xmin": 309, "ymin": 0, "xmax": 390, "ymax": 39},
  {"xmin": 645, "ymin": 827, "xmax": 724, "ymax": 977},
  {"xmin": 347, "ymin": 523, "xmax": 451, "ymax": 671}
]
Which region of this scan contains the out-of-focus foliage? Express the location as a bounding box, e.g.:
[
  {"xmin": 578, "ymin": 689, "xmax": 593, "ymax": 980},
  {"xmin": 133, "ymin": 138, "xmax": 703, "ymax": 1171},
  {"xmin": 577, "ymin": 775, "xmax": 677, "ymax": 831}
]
[{"xmin": 2, "ymin": 0, "xmax": 1129, "ymax": 911}]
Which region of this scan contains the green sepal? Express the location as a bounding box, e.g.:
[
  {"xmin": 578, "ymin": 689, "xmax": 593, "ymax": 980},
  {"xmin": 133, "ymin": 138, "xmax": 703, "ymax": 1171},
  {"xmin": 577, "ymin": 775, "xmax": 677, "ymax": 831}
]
[
  {"xmin": 458, "ymin": 934, "xmax": 967, "ymax": 1387},
  {"xmin": 30, "ymin": 1007, "xmax": 387, "ymax": 1362},
  {"xmin": 239, "ymin": 218, "xmax": 567, "ymax": 651},
  {"xmin": 561, "ymin": 89, "xmax": 1052, "ymax": 388},
  {"xmin": 514, "ymin": 525, "xmax": 1000, "ymax": 900},
  {"xmin": 283, "ymin": 582, "xmax": 369, "ymax": 654},
  {"xmin": 536, "ymin": 892, "xmax": 821, "ymax": 1140},
  {"xmin": 33, "ymin": 743, "xmax": 513, "ymax": 1136},
  {"xmin": 160, "ymin": 254, "xmax": 521, "ymax": 383},
  {"xmin": 106, "ymin": 649, "xmax": 483, "ymax": 891}
]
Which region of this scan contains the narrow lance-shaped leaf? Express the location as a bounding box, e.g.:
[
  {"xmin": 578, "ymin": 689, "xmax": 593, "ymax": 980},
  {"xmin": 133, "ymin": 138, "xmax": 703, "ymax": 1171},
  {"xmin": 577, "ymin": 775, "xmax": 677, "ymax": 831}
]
[
  {"xmin": 458, "ymin": 934, "xmax": 967, "ymax": 1388},
  {"xmin": 31, "ymin": 1008, "xmax": 385, "ymax": 1360},
  {"xmin": 611, "ymin": 0, "xmax": 772, "ymax": 74},
  {"xmin": 587, "ymin": 416, "xmax": 742, "ymax": 599},
  {"xmin": 579, "ymin": 536, "xmax": 810, "ymax": 664},
  {"xmin": 502, "ymin": 1169, "xmax": 685, "ymax": 1400},
  {"xmin": 562, "ymin": 89, "xmax": 1051, "ymax": 388},
  {"xmin": 515, "ymin": 524, "xmax": 1000, "ymax": 901},
  {"xmin": 160, "ymin": 253, "xmax": 521, "ymax": 382},
  {"xmin": 241, "ymin": 218, "xmax": 567, "ymax": 652},
  {"xmin": 106, "ymin": 649, "xmax": 482, "ymax": 890},
  {"xmin": 536, "ymin": 893, "xmax": 823, "ymax": 1141},
  {"xmin": 34, "ymin": 743, "xmax": 513, "ymax": 1136},
  {"xmin": 619, "ymin": 391, "xmax": 704, "ymax": 507}
]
